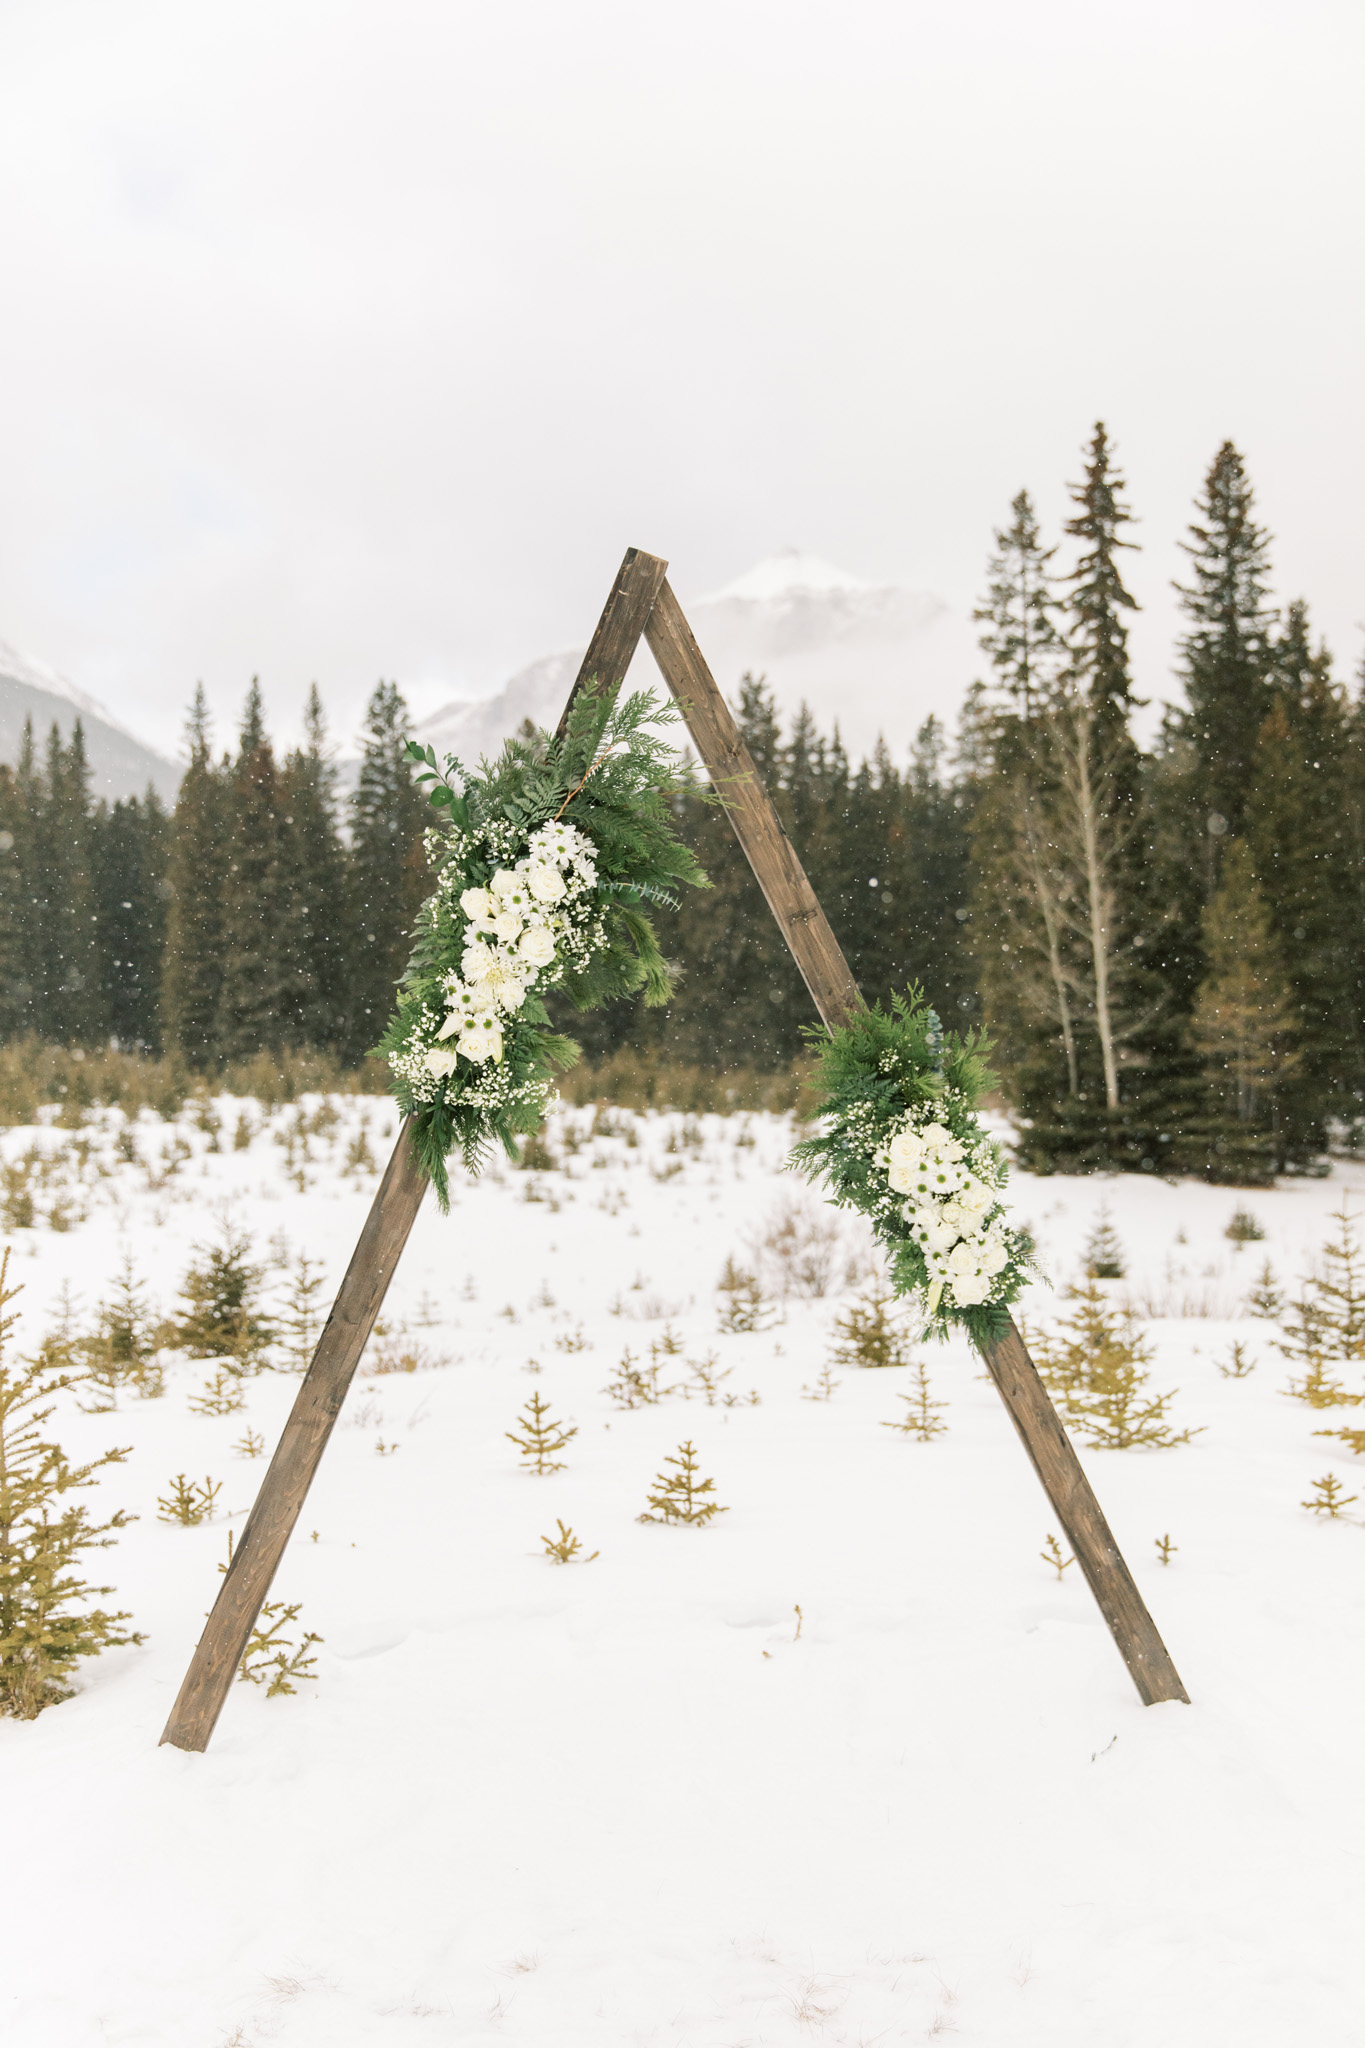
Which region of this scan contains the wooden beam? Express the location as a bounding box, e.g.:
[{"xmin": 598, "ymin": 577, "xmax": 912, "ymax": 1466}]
[
  {"xmin": 646, "ymin": 574, "xmax": 1189, "ymax": 1708},
  {"xmin": 160, "ymin": 547, "xmax": 669, "ymax": 1753}
]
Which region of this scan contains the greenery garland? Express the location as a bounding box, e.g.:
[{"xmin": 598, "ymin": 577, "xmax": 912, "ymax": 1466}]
[
  {"xmin": 379, "ymin": 687, "xmax": 707, "ymax": 1205},
  {"xmin": 790, "ymin": 988, "xmax": 1037, "ymax": 1342}
]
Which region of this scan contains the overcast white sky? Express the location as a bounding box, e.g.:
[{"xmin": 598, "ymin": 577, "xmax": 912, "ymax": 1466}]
[{"xmin": 0, "ymin": 0, "xmax": 1360, "ymax": 757}]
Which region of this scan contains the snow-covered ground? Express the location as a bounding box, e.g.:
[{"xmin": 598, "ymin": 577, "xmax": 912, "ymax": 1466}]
[{"xmin": 2, "ymin": 1094, "xmax": 1363, "ymax": 2046}]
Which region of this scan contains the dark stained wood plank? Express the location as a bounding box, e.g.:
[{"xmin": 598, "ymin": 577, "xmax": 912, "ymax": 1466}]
[
  {"xmin": 646, "ymin": 575, "xmax": 1189, "ymax": 1708},
  {"xmin": 161, "ymin": 548, "xmax": 671, "ymax": 1753}
]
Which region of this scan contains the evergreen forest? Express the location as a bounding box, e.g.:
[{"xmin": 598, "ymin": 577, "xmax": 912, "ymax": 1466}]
[{"xmin": 2, "ymin": 426, "xmax": 1361, "ymax": 1183}]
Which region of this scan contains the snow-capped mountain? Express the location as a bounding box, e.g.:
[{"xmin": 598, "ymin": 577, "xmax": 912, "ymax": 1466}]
[
  {"xmin": 415, "ymin": 550, "xmax": 976, "ymax": 769},
  {"xmin": 0, "ymin": 640, "xmax": 178, "ymax": 801}
]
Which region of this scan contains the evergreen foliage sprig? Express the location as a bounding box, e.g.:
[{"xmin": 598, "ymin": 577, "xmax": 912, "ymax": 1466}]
[
  {"xmin": 790, "ymin": 987, "xmax": 1036, "ymax": 1343},
  {"xmin": 380, "ymin": 687, "xmax": 708, "ymax": 1204}
]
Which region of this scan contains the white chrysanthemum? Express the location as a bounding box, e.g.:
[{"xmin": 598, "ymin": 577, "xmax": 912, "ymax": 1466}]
[
  {"xmin": 518, "ymin": 925, "xmax": 555, "ymax": 966},
  {"xmin": 527, "ymin": 862, "xmax": 566, "ymax": 904},
  {"xmin": 462, "ymin": 942, "xmax": 495, "ymax": 983},
  {"xmin": 424, "ymin": 1045, "xmax": 459, "ymax": 1079},
  {"xmin": 459, "ymin": 886, "xmax": 493, "ymax": 922}
]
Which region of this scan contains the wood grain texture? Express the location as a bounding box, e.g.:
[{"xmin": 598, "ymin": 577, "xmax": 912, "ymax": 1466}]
[
  {"xmin": 161, "ymin": 549, "xmax": 670, "ymax": 1754},
  {"xmin": 647, "ymin": 575, "xmax": 1188, "ymax": 1709}
]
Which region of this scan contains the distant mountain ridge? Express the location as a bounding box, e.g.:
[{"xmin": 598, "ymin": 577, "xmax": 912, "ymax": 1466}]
[
  {"xmin": 0, "ymin": 640, "xmax": 178, "ymax": 802},
  {"xmin": 415, "ymin": 549, "xmax": 976, "ymax": 769}
]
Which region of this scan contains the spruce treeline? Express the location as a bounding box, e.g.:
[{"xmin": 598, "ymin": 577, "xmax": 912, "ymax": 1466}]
[
  {"xmin": 968, "ymin": 425, "xmax": 1365, "ymax": 1180},
  {"xmin": 0, "ymin": 432, "xmax": 1359, "ymax": 1186},
  {"xmin": 0, "ymin": 679, "xmax": 430, "ymax": 1067},
  {"xmin": 564, "ymin": 677, "xmax": 975, "ymax": 1069}
]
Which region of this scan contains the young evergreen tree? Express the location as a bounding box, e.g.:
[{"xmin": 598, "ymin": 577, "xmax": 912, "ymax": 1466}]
[
  {"xmin": 1064, "ymin": 422, "xmax": 1141, "ymax": 721},
  {"xmin": 345, "ymin": 681, "xmax": 430, "ymax": 1060},
  {"xmin": 0, "ymin": 761, "xmax": 32, "ymax": 1041},
  {"xmin": 93, "ymin": 791, "xmax": 170, "ymax": 1051},
  {"xmin": 161, "ymin": 688, "xmax": 230, "ymax": 1066},
  {"xmin": 216, "ymin": 682, "xmax": 300, "ymax": 1061},
  {"xmin": 1172, "ymin": 441, "xmax": 1277, "ymax": 854},
  {"xmin": 1184, "ymin": 839, "xmax": 1299, "ymax": 1181},
  {"xmin": 1245, "ymin": 605, "xmax": 1360, "ymax": 1150},
  {"xmin": 973, "ymin": 488, "xmax": 1066, "ymax": 719},
  {"xmin": 25, "ymin": 722, "xmax": 100, "ymax": 1044},
  {"xmin": 278, "ymin": 686, "xmax": 349, "ymax": 1052}
]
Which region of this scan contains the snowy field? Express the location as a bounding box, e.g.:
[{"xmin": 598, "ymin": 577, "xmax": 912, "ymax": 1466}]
[{"xmin": 2, "ymin": 1091, "xmax": 1363, "ymax": 2046}]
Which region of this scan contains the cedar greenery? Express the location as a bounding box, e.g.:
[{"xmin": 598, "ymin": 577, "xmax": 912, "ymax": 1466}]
[{"xmin": 380, "ymin": 687, "xmax": 708, "ymax": 1201}]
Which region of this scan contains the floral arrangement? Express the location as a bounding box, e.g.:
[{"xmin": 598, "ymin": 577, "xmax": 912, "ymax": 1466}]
[
  {"xmin": 790, "ymin": 989, "xmax": 1036, "ymax": 1340},
  {"xmin": 380, "ymin": 687, "xmax": 707, "ymax": 1204}
]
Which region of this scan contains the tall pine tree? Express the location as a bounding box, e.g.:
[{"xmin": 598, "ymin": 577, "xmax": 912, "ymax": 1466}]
[
  {"xmin": 1172, "ymin": 440, "xmax": 1276, "ymax": 855},
  {"xmin": 345, "ymin": 681, "xmax": 429, "ymax": 1060},
  {"xmin": 161, "ymin": 688, "xmax": 230, "ymax": 1066}
]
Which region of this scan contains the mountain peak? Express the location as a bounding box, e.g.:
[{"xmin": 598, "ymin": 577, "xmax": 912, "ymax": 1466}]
[{"xmin": 698, "ymin": 548, "xmax": 876, "ymax": 604}]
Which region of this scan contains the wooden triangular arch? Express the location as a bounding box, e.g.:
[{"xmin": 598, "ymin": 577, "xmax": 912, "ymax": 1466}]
[{"xmin": 161, "ymin": 549, "xmax": 1187, "ymax": 1752}]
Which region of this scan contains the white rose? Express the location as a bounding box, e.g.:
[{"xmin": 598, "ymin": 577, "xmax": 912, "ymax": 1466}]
[
  {"xmin": 946, "ymin": 1239, "xmax": 982, "ymax": 1277},
  {"xmin": 956, "ymin": 1176, "xmax": 992, "ymax": 1216},
  {"xmin": 424, "ymin": 1045, "xmax": 459, "ymax": 1079},
  {"xmin": 947, "ymin": 1272, "xmax": 991, "ymax": 1307},
  {"xmin": 888, "ymin": 1161, "xmax": 918, "ymax": 1195},
  {"xmin": 888, "ymin": 1129, "xmax": 924, "ymax": 1170},
  {"xmin": 527, "ymin": 862, "xmax": 566, "ymax": 904},
  {"xmin": 519, "ymin": 925, "xmax": 555, "ymax": 966},
  {"xmin": 920, "ymin": 1123, "xmax": 953, "ymax": 1151},
  {"xmin": 458, "ymin": 1018, "xmax": 503, "ymax": 1063},
  {"xmin": 912, "ymin": 1210, "xmax": 959, "ymax": 1256},
  {"xmin": 459, "ymin": 887, "xmax": 493, "ymax": 922},
  {"xmin": 491, "ymin": 910, "xmax": 523, "ymax": 943},
  {"xmin": 490, "ymin": 868, "xmax": 522, "ymax": 900}
]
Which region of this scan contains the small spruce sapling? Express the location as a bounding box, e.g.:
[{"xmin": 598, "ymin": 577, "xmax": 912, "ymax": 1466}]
[
  {"xmin": 1040, "ymin": 1533, "xmax": 1074, "ymax": 1581},
  {"xmin": 1247, "ymin": 1260, "xmax": 1284, "ymax": 1320},
  {"xmin": 506, "ymin": 1392, "xmax": 577, "ymax": 1474},
  {"xmin": 233, "ymin": 1428, "xmax": 265, "ymax": 1459},
  {"xmin": 881, "ymin": 1359, "xmax": 947, "ymax": 1441},
  {"xmin": 157, "ymin": 1474, "xmax": 221, "ymax": 1526},
  {"xmin": 80, "ymin": 1254, "xmax": 163, "ymax": 1408},
  {"xmin": 639, "ymin": 1440, "xmax": 728, "ymax": 1526},
  {"xmin": 188, "ymin": 1365, "xmax": 246, "ymax": 1417},
  {"xmin": 541, "ymin": 1520, "xmax": 598, "ymax": 1563},
  {"xmin": 802, "ymin": 1361, "xmax": 841, "ymax": 1402},
  {"xmin": 602, "ymin": 1347, "xmax": 670, "ymax": 1408},
  {"xmin": 175, "ymin": 1219, "xmax": 275, "ymax": 1367},
  {"xmin": 0, "ymin": 1249, "xmax": 142, "ymax": 1718},
  {"xmin": 1218, "ymin": 1342, "xmax": 1257, "ymax": 1379},
  {"xmin": 685, "ymin": 1352, "xmax": 732, "ymax": 1406},
  {"xmin": 1082, "ymin": 1206, "xmax": 1127, "ymax": 1280},
  {"xmin": 278, "ymin": 1251, "xmax": 328, "ymax": 1372},
  {"xmin": 1154, "ymin": 1533, "xmax": 1177, "ymax": 1565},
  {"xmin": 716, "ymin": 1257, "xmax": 774, "ymax": 1333},
  {"xmin": 1031, "ymin": 1279, "xmax": 1197, "ymax": 1449},
  {"xmin": 216, "ymin": 1532, "xmax": 323, "ymax": 1694},
  {"xmin": 828, "ymin": 1282, "xmax": 916, "ymax": 1370},
  {"xmin": 1225, "ymin": 1206, "xmax": 1265, "ymax": 1246},
  {"xmin": 1302, "ymin": 1473, "xmax": 1356, "ymax": 1519},
  {"xmin": 1279, "ymin": 1204, "xmax": 1365, "ymax": 1406}
]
